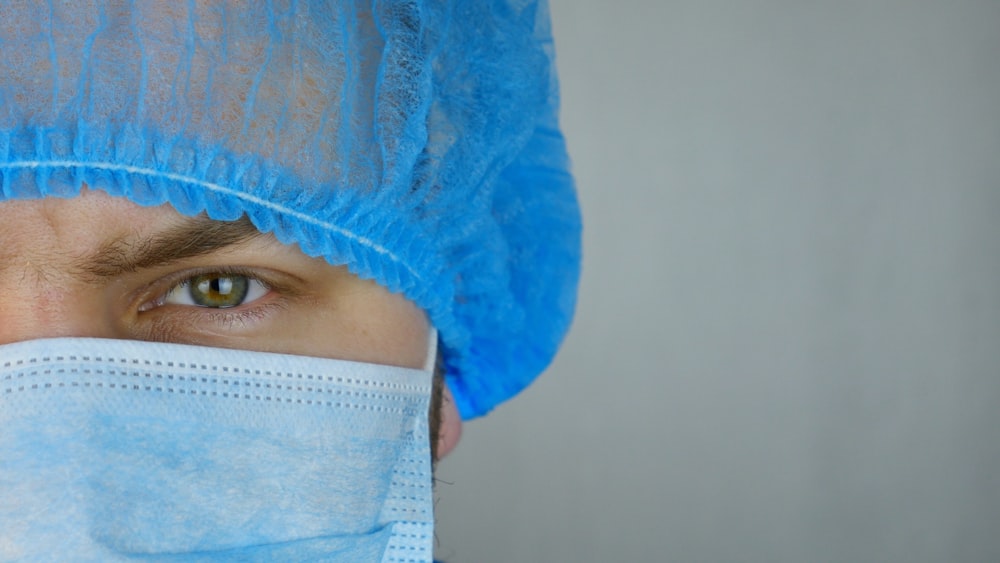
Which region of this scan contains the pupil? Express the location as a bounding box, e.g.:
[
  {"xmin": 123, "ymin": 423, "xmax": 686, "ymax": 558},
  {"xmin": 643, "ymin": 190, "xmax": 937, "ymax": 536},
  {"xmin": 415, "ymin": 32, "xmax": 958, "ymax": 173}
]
[{"xmin": 213, "ymin": 278, "xmax": 233, "ymax": 295}]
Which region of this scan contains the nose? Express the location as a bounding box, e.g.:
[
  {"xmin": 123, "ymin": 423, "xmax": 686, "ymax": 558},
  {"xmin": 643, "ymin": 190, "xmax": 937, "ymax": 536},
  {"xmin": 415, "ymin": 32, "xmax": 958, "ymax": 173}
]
[{"xmin": 0, "ymin": 277, "xmax": 125, "ymax": 345}]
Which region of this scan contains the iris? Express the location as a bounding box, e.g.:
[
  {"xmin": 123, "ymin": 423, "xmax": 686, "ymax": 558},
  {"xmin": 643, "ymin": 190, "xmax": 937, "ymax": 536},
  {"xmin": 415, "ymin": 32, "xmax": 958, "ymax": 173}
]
[{"xmin": 191, "ymin": 274, "xmax": 248, "ymax": 308}]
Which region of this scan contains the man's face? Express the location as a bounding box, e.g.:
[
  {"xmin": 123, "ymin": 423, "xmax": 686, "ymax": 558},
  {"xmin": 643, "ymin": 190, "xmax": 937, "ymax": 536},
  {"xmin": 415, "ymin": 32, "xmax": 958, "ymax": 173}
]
[
  {"xmin": 0, "ymin": 188, "xmax": 430, "ymax": 367},
  {"xmin": 0, "ymin": 187, "xmax": 463, "ymax": 458}
]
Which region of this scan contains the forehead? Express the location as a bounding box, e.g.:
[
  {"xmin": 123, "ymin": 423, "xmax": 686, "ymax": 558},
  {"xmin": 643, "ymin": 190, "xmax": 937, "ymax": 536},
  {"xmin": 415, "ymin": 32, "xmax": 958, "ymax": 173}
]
[
  {"xmin": 0, "ymin": 190, "xmax": 203, "ymax": 251},
  {"xmin": 0, "ymin": 191, "xmax": 272, "ymax": 281}
]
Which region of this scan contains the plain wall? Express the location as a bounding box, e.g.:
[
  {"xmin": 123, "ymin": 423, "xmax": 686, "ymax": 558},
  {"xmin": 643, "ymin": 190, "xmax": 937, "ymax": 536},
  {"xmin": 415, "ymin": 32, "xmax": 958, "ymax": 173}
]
[{"xmin": 435, "ymin": 1, "xmax": 1000, "ymax": 561}]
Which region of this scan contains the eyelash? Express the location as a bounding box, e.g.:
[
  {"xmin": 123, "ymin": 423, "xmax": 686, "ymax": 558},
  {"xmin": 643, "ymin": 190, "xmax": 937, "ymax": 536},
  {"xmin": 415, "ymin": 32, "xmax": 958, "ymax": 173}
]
[{"xmin": 182, "ymin": 296, "xmax": 285, "ymax": 331}]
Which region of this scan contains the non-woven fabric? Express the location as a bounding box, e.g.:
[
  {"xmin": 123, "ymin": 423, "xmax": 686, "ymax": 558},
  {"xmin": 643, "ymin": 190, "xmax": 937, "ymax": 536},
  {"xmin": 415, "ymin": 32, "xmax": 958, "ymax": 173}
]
[
  {"xmin": 0, "ymin": 0, "xmax": 581, "ymax": 418},
  {"xmin": 0, "ymin": 337, "xmax": 435, "ymax": 562}
]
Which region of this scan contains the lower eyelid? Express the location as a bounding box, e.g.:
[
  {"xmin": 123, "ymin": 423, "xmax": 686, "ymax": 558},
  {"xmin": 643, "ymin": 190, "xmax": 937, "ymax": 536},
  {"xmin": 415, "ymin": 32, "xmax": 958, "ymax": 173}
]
[
  {"xmin": 133, "ymin": 291, "xmax": 288, "ymax": 342},
  {"xmin": 194, "ymin": 299, "xmax": 280, "ymax": 326},
  {"xmin": 131, "ymin": 301, "xmax": 285, "ymax": 346}
]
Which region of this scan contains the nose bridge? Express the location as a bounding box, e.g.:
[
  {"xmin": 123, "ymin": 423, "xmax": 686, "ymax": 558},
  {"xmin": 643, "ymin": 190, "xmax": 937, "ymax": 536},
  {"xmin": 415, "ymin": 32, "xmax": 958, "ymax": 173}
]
[{"xmin": 0, "ymin": 264, "xmax": 119, "ymax": 345}]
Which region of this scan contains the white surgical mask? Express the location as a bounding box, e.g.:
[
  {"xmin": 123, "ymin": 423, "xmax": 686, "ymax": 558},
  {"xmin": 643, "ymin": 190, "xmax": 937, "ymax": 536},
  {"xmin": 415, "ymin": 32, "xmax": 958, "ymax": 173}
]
[{"xmin": 0, "ymin": 336, "xmax": 436, "ymax": 562}]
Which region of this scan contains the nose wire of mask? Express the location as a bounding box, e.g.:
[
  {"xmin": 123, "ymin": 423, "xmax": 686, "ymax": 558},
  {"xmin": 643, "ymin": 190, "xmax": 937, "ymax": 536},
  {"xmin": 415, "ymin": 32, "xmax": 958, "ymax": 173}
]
[{"xmin": 0, "ymin": 337, "xmax": 437, "ymax": 562}]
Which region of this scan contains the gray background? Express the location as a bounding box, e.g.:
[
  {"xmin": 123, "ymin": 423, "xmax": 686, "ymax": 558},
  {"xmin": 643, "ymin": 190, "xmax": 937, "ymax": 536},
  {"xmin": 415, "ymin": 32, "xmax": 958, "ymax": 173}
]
[{"xmin": 435, "ymin": 1, "xmax": 1000, "ymax": 561}]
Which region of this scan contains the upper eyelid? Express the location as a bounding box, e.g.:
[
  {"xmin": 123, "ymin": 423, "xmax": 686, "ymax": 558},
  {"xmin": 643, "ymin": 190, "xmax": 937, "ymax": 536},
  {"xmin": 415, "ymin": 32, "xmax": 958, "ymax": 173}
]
[
  {"xmin": 167, "ymin": 271, "xmax": 271, "ymax": 291},
  {"xmin": 159, "ymin": 266, "xmax": 271, "ymax": 288}
]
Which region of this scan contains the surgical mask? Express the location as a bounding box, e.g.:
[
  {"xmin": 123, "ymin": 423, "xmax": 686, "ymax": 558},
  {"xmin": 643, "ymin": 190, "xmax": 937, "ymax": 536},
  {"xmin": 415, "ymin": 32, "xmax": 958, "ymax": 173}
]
[{"xmin": 0, "ymin": 336, "xmax": 437, "ymax": 562}]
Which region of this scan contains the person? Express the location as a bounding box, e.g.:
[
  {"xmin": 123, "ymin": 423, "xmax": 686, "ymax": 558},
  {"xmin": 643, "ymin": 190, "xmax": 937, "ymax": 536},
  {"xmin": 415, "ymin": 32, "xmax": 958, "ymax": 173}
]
[{"xmin": 0, "ymin": 1, "xmax": 580, "ymax": 561}]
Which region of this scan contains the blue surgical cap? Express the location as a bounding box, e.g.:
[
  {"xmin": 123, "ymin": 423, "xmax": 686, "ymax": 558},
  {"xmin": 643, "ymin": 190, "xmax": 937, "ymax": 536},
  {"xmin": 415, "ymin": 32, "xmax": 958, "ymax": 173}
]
[{"xmin": 0, "ymin": 1, "xmax": 580, "ymax": 419}]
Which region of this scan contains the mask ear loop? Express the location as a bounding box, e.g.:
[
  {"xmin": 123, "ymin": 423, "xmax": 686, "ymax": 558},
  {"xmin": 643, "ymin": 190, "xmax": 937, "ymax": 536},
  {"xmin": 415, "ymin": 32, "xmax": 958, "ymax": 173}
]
[{"xmin": 422, "ymin": 328, "xmax": 438, "ymax": 374}]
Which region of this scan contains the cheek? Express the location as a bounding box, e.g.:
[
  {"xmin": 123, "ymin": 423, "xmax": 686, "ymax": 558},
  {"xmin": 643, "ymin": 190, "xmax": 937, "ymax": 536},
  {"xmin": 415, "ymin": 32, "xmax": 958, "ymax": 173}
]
[{"xmin": 273, "ymin": 282, "xmax": 431, "ymax": 370}]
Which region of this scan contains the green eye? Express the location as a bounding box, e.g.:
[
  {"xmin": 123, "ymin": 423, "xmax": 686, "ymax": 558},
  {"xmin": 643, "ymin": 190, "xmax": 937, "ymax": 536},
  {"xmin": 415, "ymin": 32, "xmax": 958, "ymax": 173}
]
[
  {"xmin": 190, "ymin": 274, "xmax": 249, "ymax": 308},
  {"xmin": 162, "ymin": 273, "xmax": 269, "ymax": 309}
]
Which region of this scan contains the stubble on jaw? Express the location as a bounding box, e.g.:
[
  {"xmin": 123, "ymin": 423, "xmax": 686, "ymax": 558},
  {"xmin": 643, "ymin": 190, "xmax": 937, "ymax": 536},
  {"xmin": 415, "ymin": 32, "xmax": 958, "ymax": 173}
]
[{"xmin": 429, "ymin": 353, "xmax": 445, "ymax": 463}]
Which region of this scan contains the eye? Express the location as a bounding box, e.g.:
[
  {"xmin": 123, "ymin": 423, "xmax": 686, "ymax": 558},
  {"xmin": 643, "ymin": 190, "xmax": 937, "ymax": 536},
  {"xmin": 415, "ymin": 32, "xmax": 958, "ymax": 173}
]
[{"xmin": 162, "ymin": 273, "xmax": 270, "ymax": 309}]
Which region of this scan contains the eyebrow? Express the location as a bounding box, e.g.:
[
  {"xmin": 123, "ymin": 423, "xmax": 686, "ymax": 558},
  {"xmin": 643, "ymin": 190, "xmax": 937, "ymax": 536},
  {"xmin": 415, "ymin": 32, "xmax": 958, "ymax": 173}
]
[{"xmin": 75, "ymin": 215, "xmax": 266, "ymax": 280}]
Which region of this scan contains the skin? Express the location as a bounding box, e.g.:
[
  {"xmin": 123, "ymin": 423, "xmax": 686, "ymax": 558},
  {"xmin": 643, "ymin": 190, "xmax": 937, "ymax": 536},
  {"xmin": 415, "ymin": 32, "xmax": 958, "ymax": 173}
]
[{"xmin": 0, "ymin": 188, "xmax": 461, "ymax": 458}]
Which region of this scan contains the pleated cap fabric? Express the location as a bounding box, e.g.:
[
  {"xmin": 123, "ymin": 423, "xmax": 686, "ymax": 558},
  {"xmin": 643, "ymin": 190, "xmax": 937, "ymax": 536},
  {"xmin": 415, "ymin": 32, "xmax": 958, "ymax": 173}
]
[{"xmin": 0, "ymin": 0, "xmax": 580, "ymax": 419}]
